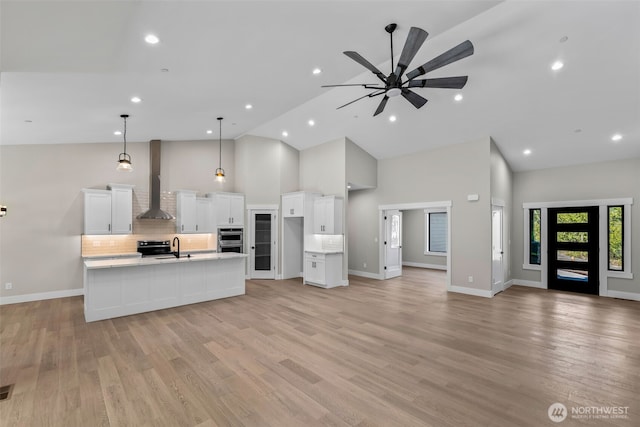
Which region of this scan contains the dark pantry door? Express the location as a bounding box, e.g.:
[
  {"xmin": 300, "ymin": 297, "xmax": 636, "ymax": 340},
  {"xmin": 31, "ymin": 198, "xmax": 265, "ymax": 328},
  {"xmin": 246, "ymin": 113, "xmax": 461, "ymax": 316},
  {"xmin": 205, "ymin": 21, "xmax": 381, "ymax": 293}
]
[{"xmin": 547, "ymin": 206, "xmax": 599, "ymax": 295}]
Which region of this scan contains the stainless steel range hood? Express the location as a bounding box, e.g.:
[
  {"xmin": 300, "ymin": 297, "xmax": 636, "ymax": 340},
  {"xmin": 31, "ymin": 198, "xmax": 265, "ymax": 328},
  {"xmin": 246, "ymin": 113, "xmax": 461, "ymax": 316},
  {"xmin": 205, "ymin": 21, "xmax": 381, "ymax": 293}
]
[{"xmin": 137, "ymin": 140, "xmax": 174, "ymax": 220}]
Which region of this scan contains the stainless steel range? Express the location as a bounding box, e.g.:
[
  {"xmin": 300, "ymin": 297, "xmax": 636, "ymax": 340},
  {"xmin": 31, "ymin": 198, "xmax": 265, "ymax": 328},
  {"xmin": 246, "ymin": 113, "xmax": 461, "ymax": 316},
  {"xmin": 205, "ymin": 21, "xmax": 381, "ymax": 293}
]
[
  {"xmin": 137, "ymin": 240, "xmax": 172, "ymax": 257},
  {"xmin": 218, "ymin": 228, "xmax": 243, "ymax": 253}
]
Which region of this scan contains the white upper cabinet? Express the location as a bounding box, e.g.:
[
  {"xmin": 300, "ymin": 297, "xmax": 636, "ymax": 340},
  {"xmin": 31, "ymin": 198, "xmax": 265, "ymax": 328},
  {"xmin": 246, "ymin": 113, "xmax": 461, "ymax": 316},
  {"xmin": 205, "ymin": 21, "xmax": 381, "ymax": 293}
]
[
  {"xmin": 209, "ymin": 192, "xmax": 244, "ymax": 227},
  {"xmin": 196, "ymin": 197, "xmax": 214, "ymax": 233},
  {"xmin": 282, "ymin": 193, "xmax": 304, "ymax": 217},
  {"xmin": 109, "ymin": 184, "xmax": 134, "ymax": 234},
  {"xmin": 83, "ymin": 190, "xmax": 112, "ymax": 235},
  {"xmin": 83, "ymin": 184, "xmax": 133, "ymax": 235},
  {"xmin": 177, "ymin": 191, "xmax": 216, "ymax": 233},
  {"xmin": 313, "ymin": 196, "xmax": 343, "ymax": 234},
  {"xmin": 176, "ymin": 191, "xmax": 197, "ymax": 233}
]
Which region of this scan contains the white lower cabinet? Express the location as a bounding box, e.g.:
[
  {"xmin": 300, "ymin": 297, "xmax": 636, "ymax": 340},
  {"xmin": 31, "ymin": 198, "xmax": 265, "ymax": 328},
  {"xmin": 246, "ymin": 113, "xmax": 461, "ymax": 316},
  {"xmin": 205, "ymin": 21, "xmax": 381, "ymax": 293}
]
[{"xmin": 304, "ymin": 252, "xmax": 343, "ymax": 288}]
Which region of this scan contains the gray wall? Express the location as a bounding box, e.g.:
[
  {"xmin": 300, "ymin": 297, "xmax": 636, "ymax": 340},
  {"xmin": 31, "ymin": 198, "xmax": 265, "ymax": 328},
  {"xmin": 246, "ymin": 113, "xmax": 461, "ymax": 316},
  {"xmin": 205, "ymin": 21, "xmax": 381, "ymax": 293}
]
[
  {"xmin": 512, "ymin": 157, "xmax": 640, "ymax": 295},
  {"xmin": 0, "ymin": 139, "xmax": 235, "ymax": 298},
  {"xmin": 401, "ymin": 209, "xmax": 447, "ymax": 268},
  {"xmin": 299, "ymin": 137, "xmax": 346, "ymax": 197},
  {"xmin": 348, "ymin": 137, "xmax": 493, "ymax": 291},
  {"xmin": 234, "ymin": 134, "xmax": 299, "ymax": 204},
  {"xmin": 490, "ymin": 139, "xmax": 513, "ymax": 283},
  {"xmin": 346, "ymin": 137, "xmax": 377, "ymax": 189}
]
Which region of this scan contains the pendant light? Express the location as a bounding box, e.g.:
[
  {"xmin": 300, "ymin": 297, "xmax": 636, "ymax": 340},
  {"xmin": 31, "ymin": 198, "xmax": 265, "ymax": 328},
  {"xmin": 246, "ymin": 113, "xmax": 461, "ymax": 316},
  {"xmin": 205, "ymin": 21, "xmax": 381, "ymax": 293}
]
[
  {"xmin": 215, "ymin": 117, "xmax": 226, "ymax": 182},
  {"xmin": 116, "ymin": 114, "xmax": 133, "ymax": 172}
]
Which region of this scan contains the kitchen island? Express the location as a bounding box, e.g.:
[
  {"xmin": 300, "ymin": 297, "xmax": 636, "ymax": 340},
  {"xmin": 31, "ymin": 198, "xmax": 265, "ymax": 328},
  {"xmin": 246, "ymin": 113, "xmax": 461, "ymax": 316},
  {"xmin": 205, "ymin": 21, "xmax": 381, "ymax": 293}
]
[{"xmin": 83, "ymin": 253, "xmax": 247, "ymax": 322}]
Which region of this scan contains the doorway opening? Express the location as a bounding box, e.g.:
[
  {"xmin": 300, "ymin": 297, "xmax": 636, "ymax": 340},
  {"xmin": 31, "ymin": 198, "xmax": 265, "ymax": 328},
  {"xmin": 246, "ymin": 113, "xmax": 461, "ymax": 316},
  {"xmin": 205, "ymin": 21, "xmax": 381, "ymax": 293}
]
[{"xmin": 379, "ymin": 201, "xmax": 451, "ymax": 289}]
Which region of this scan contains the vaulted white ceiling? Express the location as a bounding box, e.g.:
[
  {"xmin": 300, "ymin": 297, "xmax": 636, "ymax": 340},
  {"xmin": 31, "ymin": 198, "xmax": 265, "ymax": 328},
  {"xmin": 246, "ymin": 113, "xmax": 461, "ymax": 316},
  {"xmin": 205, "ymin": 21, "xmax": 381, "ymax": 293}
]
[{"xmin": 2, "ymin": 0, "xmax": 639, "ymax": 172}]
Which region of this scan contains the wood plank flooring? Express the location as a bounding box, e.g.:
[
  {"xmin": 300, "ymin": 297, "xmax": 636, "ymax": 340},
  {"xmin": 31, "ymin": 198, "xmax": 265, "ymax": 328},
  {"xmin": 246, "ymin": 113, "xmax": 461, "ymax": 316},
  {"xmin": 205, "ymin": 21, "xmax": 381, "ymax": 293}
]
[{"xmin": 1, "ymin": 267, "xmax": 639, "ymax": 426}]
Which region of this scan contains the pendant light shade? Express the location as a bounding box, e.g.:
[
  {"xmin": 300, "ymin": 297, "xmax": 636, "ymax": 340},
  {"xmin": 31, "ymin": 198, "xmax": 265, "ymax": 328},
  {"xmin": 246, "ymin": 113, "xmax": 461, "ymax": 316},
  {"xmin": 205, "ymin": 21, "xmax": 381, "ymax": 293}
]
[
  {"xmin": 215, "ymin": 117, "xmax": 225, "ymax": 182},
  {"xmin": 117, "ymin": 114, "xmax": 133, "ymax": 172}
]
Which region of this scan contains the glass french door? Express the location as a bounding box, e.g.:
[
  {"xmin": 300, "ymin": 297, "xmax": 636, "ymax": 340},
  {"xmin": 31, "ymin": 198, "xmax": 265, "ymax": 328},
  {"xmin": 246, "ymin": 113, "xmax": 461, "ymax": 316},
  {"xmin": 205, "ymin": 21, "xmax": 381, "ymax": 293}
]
[
  {"xmin": 250, "ymin": 210, "xmax": 276, "ymax": 279},
  {"xmin": 547, "ymin": 206, "xmax": 599, "ymax": 295}
]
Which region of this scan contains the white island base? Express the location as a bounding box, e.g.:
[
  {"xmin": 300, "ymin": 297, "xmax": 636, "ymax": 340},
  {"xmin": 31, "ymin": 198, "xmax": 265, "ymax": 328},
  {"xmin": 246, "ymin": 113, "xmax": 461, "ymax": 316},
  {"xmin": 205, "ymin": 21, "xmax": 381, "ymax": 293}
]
[{"xmin": 83, "ymin": 253, "xmax": 247, "ymax": 322}]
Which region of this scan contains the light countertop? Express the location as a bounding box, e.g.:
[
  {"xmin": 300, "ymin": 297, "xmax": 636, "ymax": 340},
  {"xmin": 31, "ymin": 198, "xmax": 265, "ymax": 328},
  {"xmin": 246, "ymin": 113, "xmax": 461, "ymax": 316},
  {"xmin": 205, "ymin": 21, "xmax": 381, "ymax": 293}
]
[
  {"xmin": 85, "ymin": 252, "xmax": 247, "ymax": 269},
  {"xmin": 305, "ymin": 250, "xmax": 344, "ymax": 254}
]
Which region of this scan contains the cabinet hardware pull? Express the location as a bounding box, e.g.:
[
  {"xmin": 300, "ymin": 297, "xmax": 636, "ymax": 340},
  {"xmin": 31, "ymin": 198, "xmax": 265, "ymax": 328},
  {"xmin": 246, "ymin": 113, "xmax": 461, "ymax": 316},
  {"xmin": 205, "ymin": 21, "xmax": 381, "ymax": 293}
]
[
  {"xmin": 108, "ymin": 224, "xmax": 111, "ymax": 232},
  {"xmin": 182, "ymin": 224, "xmax": 184, "ymax": 231},
  {"xmin": 129, "ymin": 224, "xmax": 131, "ymax": 231}
]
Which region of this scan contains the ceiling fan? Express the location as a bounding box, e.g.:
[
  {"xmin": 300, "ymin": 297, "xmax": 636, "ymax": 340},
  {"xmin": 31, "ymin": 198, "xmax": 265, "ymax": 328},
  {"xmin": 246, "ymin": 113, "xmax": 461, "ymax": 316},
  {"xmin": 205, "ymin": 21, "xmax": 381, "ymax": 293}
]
[{"xmin": 323, "ymin": 23, "xmax": 474, "ymax": 116}]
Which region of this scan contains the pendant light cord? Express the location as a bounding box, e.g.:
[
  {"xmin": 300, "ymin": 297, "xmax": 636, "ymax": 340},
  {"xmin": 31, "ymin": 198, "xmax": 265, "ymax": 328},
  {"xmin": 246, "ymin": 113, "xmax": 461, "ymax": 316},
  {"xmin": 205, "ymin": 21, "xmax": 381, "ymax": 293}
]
[
  {"xmin": 218, "ymin": 117, "xmax": 223, "ymax": 169},
  {"xmin": 123, "ymin": 115, "xmax": 127, "ymax": 155}
]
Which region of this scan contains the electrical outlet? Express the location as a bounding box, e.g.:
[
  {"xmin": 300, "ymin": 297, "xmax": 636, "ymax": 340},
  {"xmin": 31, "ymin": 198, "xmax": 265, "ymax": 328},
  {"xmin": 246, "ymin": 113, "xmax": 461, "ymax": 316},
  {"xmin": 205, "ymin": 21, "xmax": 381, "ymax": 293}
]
[
  {"xmin": 5, "ymin": 282, "xmax": 12, "ymax": 290},
  {"xmin": 468, "ymin": 276, "xmax": 474, "ymax": 283}
]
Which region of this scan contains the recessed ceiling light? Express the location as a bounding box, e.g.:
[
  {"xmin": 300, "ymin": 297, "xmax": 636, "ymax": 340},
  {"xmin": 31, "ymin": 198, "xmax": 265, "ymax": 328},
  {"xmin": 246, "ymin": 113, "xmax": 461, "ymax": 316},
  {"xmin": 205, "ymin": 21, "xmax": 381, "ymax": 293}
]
[
  {"xmin": 131, "ymin": 96, "xmax": 142, "ymax": 103},
  {"xmin": 454, "ymin": 94, "xmax": 463, "ymax": 102},
  {"xmin": 245, "ymin": 104, "xmax": 253, "ymax": 110},
  {"xmin": 145, "ymin": 34, "xmax": 159, "ymax": 44},
  {"xmin": 574, "ymin": 128, "xmax": 582, "ymax": 133},
  {"xmin": 206, "ymin": 130, "xmax": 213, "ymax": 134},
  {"xmin": 24, "ymin": 120, "xmax": 33, "ymax": 123},
  {"xmin": 523, "ymin": 149, "xmax": 532, "ymax": 155},
  {"xmin": 389, "ymin": 115, "xmax": 397, "ymax": 122},
  {"xmin": 282, "ymin": 131, "xmax": 288, "ymax": 137},
  {"xmin": 312, "ymin": 68, "xmax": 322, "ymax": 75},
  {"xmin": 551, "ymin": 61, "xmax": 564, "ymax": 71},
  {"xmin": 611, "ymin": 133, "xmax": 623, "ymax": 142},
  {"xmin": 308, "ymin": 119, "xmax": 315, "ymax": 126},
  {"xmin": 347, "ymin": 185, "xmax": 352, "ymax": 189},
  {"xmin": 160, "ymin": 68, "xmax": 169, "ymax": 72},
  {"xmin": 114, "ymin": 131, "xmax": 122, "ymax": 136}
]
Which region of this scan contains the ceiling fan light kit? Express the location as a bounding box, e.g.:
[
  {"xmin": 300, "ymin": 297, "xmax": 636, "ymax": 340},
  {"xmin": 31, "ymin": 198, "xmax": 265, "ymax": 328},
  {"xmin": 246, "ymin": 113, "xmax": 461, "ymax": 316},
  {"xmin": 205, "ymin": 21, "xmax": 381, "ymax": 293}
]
[{"xmin": 324, "ymin": 23, "xmax": 474, "ymax": 116}]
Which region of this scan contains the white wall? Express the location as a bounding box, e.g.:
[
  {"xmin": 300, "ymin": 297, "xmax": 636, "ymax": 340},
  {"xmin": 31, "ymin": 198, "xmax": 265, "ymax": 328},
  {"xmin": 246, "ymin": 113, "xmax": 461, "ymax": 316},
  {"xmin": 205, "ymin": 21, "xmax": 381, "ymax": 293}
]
[{"xmin": 512, "ymin": 157, "xmax": 640, "ymax": 295}]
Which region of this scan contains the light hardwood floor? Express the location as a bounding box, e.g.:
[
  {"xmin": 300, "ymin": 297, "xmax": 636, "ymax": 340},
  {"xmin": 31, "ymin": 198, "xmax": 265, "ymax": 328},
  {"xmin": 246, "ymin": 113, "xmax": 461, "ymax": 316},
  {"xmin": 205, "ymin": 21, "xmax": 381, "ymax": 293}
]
[{"xmin": 1, "ymin": 267, "xmax": 638, "ymax": 426}]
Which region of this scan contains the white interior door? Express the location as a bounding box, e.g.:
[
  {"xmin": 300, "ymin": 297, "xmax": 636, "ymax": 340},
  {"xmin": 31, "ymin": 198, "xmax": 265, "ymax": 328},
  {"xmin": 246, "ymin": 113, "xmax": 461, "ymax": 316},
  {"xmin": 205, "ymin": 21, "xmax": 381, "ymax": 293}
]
[
  {"xmin": 384, "ymin": 210, "xmax": 403, "ymax": 279},
  {"xmin": 492, "ymin": 205, "xmax": 504, "ymax": 294},
  {"xmin": 250, "ymin": 210, "xmax": 277, "ymax": 279}
]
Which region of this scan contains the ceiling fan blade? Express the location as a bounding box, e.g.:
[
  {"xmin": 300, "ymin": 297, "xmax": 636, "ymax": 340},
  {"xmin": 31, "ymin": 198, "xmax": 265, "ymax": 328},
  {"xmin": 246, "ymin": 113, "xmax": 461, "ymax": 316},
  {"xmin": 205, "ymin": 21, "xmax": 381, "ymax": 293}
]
[
  {"xmin": 373, "ymin": 96, "xmax": 389, "ymax": 116},
  {"xmin": 406, "ymin": 40, "xmax": 474, "ymax": 81},
  {"xmin": 394, "ymin": 27, "xmax": 429, "ymax": 79},
  {"xmin": 401, "ymin": 89, "xmax": 428, "ymax": 109},
  {"xmin": 322, "ymin": 84, "xmax": 385, "ymax": 89},
  {"xmin": 344, "ymin": 51, "xmax": 388, "ymax": 83},
  {"xmin": 407, "ymin": 76, "xmax": 468, "ymax": 89},
  {"xmin": 336, "ymin": 90, "xmax": 385, "ymax": 110}
]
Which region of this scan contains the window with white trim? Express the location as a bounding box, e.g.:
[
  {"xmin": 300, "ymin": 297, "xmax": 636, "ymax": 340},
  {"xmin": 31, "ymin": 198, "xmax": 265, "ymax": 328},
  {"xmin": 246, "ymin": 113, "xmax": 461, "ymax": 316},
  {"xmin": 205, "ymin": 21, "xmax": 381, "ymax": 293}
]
[{"xmin": 424, "ymin": 209, "xmax": 447, "ymax": 255}]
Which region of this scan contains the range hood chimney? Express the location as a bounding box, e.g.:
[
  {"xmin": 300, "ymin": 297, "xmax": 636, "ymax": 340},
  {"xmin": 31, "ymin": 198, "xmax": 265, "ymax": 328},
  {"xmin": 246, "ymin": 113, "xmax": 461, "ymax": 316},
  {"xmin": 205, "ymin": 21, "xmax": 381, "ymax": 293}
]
[{"xmin": 137, "ymin": 140, "xmax": 174, "ymax": 220}]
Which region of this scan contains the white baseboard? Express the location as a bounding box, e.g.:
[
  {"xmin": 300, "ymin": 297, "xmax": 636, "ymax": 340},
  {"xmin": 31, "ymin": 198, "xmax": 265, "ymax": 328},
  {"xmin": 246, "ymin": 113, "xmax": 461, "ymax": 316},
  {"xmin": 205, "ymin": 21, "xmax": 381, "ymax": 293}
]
[
  {"xmin": 512, "ymin": 279, "xmax": 545, "ymax": 289},
  {"xmin": 606, "ymin": 290, "xmax": 640, "ymax": 302},
  {"xmin": 276, "ymin": 274, "xmax": 282, "ymax": 280},
  {"xmin": 402, "ymin": 261, "xmax": 447, "ymax": 271},
  {"xmin": 504, "ymin": 279, "xmax": 514, "ymax": 289},
  {"xmin": 448, "ymin": 285, "xmax": 493, "ymax": 298},
  {"xmin": 348, "ymin": 269, "xmax": 383, "ymax": 280},
  {"xmin": 342, "ymin": 279, "xmax": 349, "ymax": 287},
  {"xmin": 0, "ymin": 288, "xmax": 84, "ymax": 306}
]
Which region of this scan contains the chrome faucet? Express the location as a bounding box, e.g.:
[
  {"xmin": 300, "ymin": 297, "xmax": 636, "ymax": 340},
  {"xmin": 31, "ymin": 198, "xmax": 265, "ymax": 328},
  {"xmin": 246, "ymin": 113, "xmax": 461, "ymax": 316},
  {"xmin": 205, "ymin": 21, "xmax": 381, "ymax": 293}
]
[{"xmin": 172, "ymin": 236, "xmax": 180, "ymax": 258}]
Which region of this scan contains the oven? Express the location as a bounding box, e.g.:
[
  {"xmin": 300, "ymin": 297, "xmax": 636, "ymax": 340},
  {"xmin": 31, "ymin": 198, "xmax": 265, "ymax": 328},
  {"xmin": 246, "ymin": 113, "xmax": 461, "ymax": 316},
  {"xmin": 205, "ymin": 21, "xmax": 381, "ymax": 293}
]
[
  {"xmin": 218, "ymin": 228, "xmax": 243, "ymax": 253},
  {"xmin": 137, "ymin": 240, "xmax": 171, "ymax": 257}
]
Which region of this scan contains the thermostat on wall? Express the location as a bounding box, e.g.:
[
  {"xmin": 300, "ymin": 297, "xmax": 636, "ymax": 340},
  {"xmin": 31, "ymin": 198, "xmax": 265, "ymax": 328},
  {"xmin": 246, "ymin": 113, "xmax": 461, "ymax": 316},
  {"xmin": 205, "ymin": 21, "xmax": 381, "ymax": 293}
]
[{"xmin": 467, "ymin": 194, "xmax": 479, "ymax": 201}]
